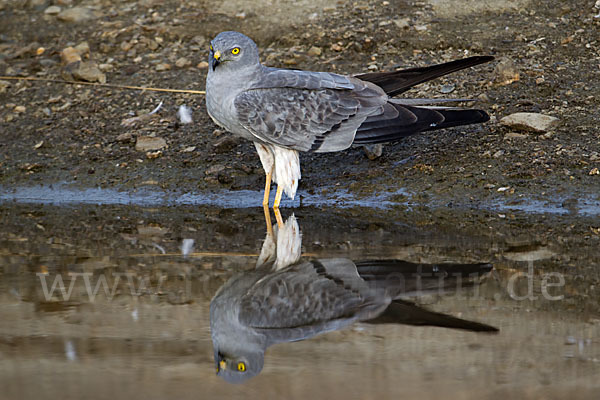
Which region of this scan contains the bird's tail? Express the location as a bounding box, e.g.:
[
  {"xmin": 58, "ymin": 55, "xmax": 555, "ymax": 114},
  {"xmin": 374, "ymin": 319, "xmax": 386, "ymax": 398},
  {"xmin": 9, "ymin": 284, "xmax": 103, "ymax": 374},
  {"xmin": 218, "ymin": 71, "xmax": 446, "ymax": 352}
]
[
  {"xmin": 355, "ymin": 56, "xmax": 494, "ymax": 97},
  {"xmin": 354, "ymin": 260, "xmax": 498, "ymax": 332},
  {"xmin": 352, "ymin": 56, "xmax": 493, "ymax": 145},
  {"xmin": 353, "ymin": 103, "xmax": 489, "ymax": 145},
  {"xmin": 367, "ymin": 299, "xmax": 499, "ymax": 332}
]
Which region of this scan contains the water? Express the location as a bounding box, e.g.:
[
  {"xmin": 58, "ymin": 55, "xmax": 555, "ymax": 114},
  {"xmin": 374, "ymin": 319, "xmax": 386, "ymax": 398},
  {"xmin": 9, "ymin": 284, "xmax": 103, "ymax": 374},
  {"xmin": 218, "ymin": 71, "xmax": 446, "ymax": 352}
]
[{"xmin": 1, "ymin": 198, "xmax": 599, "ymax": 399}]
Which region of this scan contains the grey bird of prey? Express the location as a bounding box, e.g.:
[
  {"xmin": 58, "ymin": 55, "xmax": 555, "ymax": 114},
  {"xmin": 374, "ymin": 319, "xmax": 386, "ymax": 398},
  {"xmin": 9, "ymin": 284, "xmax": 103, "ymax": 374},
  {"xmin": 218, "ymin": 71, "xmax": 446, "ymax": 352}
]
[
  {"xmin": 210, "ymin": 216, "xmax": 497, "ymax": 383},
  {"xmin": 206, "ymin": 31, "xmax": 493, "ymax": 208}
]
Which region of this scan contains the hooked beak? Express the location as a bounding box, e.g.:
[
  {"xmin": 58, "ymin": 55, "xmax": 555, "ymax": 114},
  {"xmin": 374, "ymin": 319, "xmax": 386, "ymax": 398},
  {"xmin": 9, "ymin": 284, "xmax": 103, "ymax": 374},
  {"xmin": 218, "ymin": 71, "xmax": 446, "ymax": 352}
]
[
  {"xmin": 211, "ymin": 50, "xmax": 221, "ymax": 71},
  {"xmin": 215, "ymin": 350, "xmax": 226, "ymax": 373}
]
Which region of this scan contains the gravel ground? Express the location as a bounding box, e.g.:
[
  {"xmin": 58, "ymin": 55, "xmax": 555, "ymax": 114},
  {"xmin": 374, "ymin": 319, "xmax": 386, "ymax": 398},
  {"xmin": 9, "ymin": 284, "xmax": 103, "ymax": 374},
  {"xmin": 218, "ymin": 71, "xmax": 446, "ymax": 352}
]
[{"xmin": 1, "ymin": 0, "xmax": 599, "ymax": 214}]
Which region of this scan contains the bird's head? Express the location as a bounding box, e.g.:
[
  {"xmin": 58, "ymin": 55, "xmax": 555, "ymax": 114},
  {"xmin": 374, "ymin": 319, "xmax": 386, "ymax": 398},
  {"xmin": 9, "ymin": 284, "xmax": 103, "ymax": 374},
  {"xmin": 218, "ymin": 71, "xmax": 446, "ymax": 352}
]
[
  {"xmin": 208, "ymin": 31, "xmax": 260, "ymax": 72},
  {"xmin": 214, "ymin": 347, "xmax": 264, "ymax": 384}
]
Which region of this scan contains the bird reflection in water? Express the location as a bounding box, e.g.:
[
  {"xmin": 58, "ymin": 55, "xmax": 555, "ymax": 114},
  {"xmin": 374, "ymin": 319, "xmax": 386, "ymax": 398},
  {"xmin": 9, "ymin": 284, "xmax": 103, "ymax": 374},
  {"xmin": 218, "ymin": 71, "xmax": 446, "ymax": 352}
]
[{"xmin": 210, "ymin": 212, "xmax": 498, "ymax": 383}]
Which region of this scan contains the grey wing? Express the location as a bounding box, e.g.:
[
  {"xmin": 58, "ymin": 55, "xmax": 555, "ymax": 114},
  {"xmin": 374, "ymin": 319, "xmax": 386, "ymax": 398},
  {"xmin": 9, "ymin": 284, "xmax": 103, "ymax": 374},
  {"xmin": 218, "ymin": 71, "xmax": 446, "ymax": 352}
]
[
  {"xmin": 238, "ymin": 260, "xmax": 371, "ymax": 331},
  {"xmin": 234, "ymin": 78, "xmax": 388, "ymax": 153}
]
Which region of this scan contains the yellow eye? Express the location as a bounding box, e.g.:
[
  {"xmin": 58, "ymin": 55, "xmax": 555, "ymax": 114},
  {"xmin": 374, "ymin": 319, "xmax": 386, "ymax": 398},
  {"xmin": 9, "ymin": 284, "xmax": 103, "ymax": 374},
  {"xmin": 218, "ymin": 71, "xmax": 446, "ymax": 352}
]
[
  {"xmin": 237, "ymin": 362, "xmax": 246, "ymax": 372},
  {"xmin": 231, "ymin": 47, "xmax": 240, "ymax": 55}
]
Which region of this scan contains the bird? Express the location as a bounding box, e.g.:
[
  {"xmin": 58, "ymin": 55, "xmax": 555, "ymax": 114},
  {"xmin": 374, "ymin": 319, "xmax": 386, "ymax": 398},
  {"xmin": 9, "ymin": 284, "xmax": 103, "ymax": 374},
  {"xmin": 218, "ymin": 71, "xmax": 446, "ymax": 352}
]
[
  {"xmin": 205, "ymin": 31, "xmax": 493, "ymax": 209},
  {"xmin": 210, "ymin": 215, "xmax": 498, "ymax": 383}
]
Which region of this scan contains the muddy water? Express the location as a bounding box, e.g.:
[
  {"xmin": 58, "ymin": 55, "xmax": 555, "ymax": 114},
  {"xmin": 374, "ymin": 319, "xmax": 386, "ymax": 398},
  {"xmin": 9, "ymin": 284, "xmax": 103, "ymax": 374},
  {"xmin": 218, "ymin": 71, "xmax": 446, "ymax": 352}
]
[{"xmin": 1, "ymin": 198, "xmax": 599, "ymax": 399}]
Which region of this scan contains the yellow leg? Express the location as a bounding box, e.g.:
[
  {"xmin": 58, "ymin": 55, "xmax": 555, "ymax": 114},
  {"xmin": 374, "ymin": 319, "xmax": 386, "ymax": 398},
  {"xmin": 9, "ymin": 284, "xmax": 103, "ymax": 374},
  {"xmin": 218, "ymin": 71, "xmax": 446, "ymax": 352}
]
[
  {"xmin": 273, "ymin": 185, "xmax": 283, "ymax": 210},
  {"xmin": 263, "ymin": 204, "xmax": 273, "ymax": 237},
  {"xmin": 274, "ymin": 207, "xmax": 284, "ymax": 228},
  {"xmin": 262, "ymin": 171, "xmax": 272, "ymax": 207}
]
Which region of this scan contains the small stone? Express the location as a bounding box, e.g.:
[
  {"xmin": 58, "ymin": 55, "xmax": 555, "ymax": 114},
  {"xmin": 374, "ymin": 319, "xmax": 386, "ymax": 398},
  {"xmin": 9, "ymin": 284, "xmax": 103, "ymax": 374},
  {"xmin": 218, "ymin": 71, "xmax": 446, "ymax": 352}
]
[
  {"xmin": 44, "ymin": 6, "xmax": 61, "ymax": 15},
  {"xmin": 120, "ymin": 41, "xmax": 133, "ymax": 52},
  {"xmin": 590, "ymin": 168, "xmax": 599, "ymax": 176},
  {"xmin": 146, "ymin": 151, "xmax": 163, "ymax": 159},
  {"xmin": 74, "ymin": 41, "xmax": 90, "ymax": 55},
  {"xmin": 505, "ymin": 132, "xmax": 527, "ymax": 139},
  {"xmin": 14, "ymin": 105, "xmax": 26, "ymax": 113},
  {"xmin": 439, "ymin": 84, "xmax": 455, "ymax": 94},
  {"xmin": 34, "ymin": 140, "xmax": 44, "ymax": 149},
  {"xmin": 60, "ymin": 47, "xmax": 81, "ymax": 65},
  {"xmin": 500, "ymin": 112, "xmax": 559, "ymax": 133},
  {"xmin": 57, "ymin": 7, "xmax": 96, "ymax": 23},
  {"xmin": 182, "ymin": 146, "xmax": 196, "ymax": 153},
  {"xmin": 98, "ymin": 63, "xmax": 114, "ymax": 72},
  {"xmin": 330, "ymin": 43, "xmax": 343, "ymax": 52},
  {"xmin": 368, "ymin": 64, "xmax": 378, "ymax": 71},
  {"xmin": 493, "ymin": 150, "xmax": 505, "ymax": 158},
  {"xmin": 135, "ymin": 136, "xmax": 167, "ymax": 152},
  {"xmin": 205, "ymin": 164, "xmax": 227, "ymax": 175},
  {"xmin": 307, "ymin": 46, "xmax": 322, "ymax": 57},
  {"xmin": 414, "ymin": 25, "xmax": 428, "ymax": 32},
  {"xmin": 175, "ymin": 57, "xmax": 191, "ymax": 68},
  {"xmin": 116, "ymin": 132, "xmax": 134, "ymax": 142},
  {"xmin": 212, "ymin": 135, "xmax": 240, "ymax": 153},
  {"xmin": 393, "ymin": 18, "xmax": 410, "ymax": 30},
  {"xmin": 197, "ymin": 61, "xmax": 209, "ymax": 69},
  {"xmin": 155, "ymin": 63, "xmax": 171, "ymax": 71},
  {"xmin": 494, "ymin": 57, "xmax": 520, "ymax": 85},
  {"xmin": 363, "ymin": 144, "xmax": 383, "ymax": 160},
  {"xmin": 0, "ymin": 80, "xmax": 10, "ymax": 93},
  {"xmin": 69, "ymin": 61, "xmax": 106, "ymax": 83}
]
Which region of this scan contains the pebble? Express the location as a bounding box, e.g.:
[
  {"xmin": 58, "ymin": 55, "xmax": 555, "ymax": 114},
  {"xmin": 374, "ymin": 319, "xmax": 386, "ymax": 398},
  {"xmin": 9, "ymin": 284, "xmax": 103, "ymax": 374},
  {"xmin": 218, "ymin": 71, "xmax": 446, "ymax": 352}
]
[
  {"xmin": 439, "ymin": 84, "xmax": 455, "ymax": 94},
  {"xmin": 135, "ymin": 136, "xmax": 167, "ymax": 152},
  {"xmin": 393, "ymin": 18, "xmax": 410, "ymax": 30},
  {"xmin": 307, "ymin": 46, "xmax": 322, "ymax": 57},
  {"xmin": 494, "ymin": 57, "xmax": 520, "ymax": 85},
  {"xmin": 116, "ymin": 132, "xmax": 134, "ymax": 142},
  {"xmin": 60, "ymin": 47, "xmax": 82, "ymax": 65},
  {"xmin": 500, "ymin": 112, "xmax": 559, "ymax": 133},
  {"xmin": 0, "ymin": 80, "xmax": 10, "ymax": 93},
  {"xmin": 146, "ymin": 151, "xmax": 163, "ymax": 159},
  {"xmin": 74, "ymin": 41, "xmax": 90, "ymax": 55},
  {"xmin": 197, "ymin": 61, "xmax": 209, "ymax": 69},
  {"xmin": 44, "ymin": 6, "xmax": 61, "ymax": 15},
  {"xmin": 70, "ymin": 61, "xmax": 107, "ymax": 83},
  {"xmin": 212, "ymin": 135, "xmax": 240, "ymax": 153},
  {"xmin": 505, "ymin": 132, "xmax": 527, "ymax": 139},
  {"xmin": 175, "ymin": 57, "xmax": 191, "ymax": 68},
  {"xmin": 14, "ymin": 105, "xmax": 26, "ymax": 113},
  {"xmin": 57, "ymin": 7, "xmax": 96, "ymax": 23},
  {"xmin": 155, "ymin": 63, "xmax": 171, "ymax": 71},
  {"xmin": 363, "ymin": 144, "xmax": 383, "ymax": 160}
]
